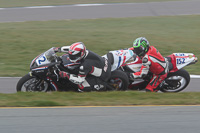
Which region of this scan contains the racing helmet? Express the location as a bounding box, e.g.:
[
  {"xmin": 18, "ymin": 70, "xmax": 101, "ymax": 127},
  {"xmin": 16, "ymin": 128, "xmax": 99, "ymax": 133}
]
[
  {"xmin": 133, "ymin": 37, "xmax": 150, "ymax": 57},
  {"xmin": 68, "ymin": 42, "xmax": 86, "ymax": 63}
]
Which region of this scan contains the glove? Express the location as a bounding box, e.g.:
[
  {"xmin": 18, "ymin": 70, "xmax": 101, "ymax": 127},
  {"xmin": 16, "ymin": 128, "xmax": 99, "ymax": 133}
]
[
  {"xmin": 54, "ymin": 47, "xmax": 61, "ymax": 53},
  {"xmin": 59, "ymin": 71, "xmax": 70, "ymax": 79}
]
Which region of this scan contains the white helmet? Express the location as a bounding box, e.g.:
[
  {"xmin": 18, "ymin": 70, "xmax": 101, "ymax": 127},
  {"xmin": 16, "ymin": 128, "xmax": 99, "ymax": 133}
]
[{"xmin": 68, "ymin": 42, "xmax": 86, "ymax": 63}]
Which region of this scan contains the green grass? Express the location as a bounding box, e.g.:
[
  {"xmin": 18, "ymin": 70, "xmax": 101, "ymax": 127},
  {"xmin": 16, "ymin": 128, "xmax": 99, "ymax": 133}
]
[
  {"xmin": 0, "ymin": 15, "xmax": 199, "ymax": 76},
  {"xmin": 0, "ymin": 0, "xmax": 186, "ymax": 8},
  {"xmin": 0, "ymin": 91, "xmax": 200, "ymax": 107}
]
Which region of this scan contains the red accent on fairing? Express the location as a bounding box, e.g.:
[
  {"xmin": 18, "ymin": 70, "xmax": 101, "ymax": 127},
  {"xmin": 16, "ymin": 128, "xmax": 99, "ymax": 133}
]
[
  {"xmin": 32, "ymin": 66, "xmax": 48, "ymax": 71},
  {"xmin": 128, "ymin": 47, "xmax": 134, "ymax": 50},
  {"xmin": 37, "ymin": 66, "xmax": 48, "ymax": 69},
  {"xmin": 175, "ymin": 54, "xmax": 195, "ymax": 58},
  {"xmin": 167, "ymin": 54, "xmax": 178, "ymax": 73},
  {"xmin": 122, "ymin": 56, "xmax": 127, "ymax": 65},
  {"xmin": 175, "ymin": 56, "xmax": 189, "ymax": 58}
]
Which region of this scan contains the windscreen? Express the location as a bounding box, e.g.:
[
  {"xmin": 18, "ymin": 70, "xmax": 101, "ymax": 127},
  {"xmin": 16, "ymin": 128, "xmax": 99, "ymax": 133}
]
[
  {"xmin": 45, "ymin": 48, "xmax": 56, "ymax": 62},
  {"xmin": 33, "ymin": 48, "xmax": 56, "ymax": 66}
]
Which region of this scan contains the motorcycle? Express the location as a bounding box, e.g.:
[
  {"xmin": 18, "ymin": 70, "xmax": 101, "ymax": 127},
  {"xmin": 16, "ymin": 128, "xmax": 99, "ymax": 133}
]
[
  {"xmin": 122, "ymin": 52, "xmax": 198, "ymax": 92},
  {"xmin": 16, "ymin": 48, "xmax": 129, "ymax": 92}
]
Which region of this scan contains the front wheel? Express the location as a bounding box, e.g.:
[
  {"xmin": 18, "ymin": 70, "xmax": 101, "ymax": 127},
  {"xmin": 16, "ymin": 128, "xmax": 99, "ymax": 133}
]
[
  {"xmin": 160, "ymin": 69, "xmax": 190, "ymax": 93},
  {"xmin": 107, "ymin": 70, "xmax": 129, "ymax": 91},
  {"xmin": 16, "ymin": 74, "xmax": 50, "ymax": 92}
]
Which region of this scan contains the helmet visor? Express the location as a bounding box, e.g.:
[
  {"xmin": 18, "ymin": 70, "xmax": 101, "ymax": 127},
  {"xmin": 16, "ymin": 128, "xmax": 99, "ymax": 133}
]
[
  {"xmin": 69, "ymin": 52, "xmax": 81, "ymax": 61},
  {"xmin": 133, "ymin": 47, "xmax": 144, "ymax": 56},
  {"xmin": 133, "ymin": 47, "xmax": 141, "ymax": 55}
]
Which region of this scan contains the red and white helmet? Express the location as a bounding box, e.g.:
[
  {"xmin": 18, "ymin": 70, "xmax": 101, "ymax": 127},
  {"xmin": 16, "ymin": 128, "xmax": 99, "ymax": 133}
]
[{"xmin": 68, "ymin": 42, "xmax": 86, "ymax": 62}]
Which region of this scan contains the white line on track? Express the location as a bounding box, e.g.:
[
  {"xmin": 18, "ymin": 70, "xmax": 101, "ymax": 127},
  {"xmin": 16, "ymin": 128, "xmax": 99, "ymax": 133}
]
[
  {"xmin": 0, "ymin": 1, "xmax": 200, "ymax": 10},
  {"xmin": 190, "ymin": 75, "xmax": 200, "ymax": 78},
  {"xmin": 0, "ymin": 4, "xmax": 106, "ymax": 10},
  {"xmin": 74, "ymin": 4, "xmax": 104, "ymax": 7},
  {"xmin": 2, "ymin": 0, "xmax": 195, "ymax": 10},
  {"xmin": 25, "ymin": 6, "xmax": 55, "ymax": 9}
]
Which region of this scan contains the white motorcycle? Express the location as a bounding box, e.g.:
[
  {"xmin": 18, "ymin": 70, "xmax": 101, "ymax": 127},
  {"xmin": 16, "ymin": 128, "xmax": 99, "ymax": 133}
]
[{"xmin": 105, "ymin": 50, "xmax": 198, "ymax": 92}]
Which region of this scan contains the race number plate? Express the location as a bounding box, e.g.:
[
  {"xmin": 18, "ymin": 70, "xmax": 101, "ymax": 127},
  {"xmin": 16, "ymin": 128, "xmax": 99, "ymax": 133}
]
[{"xmin": 36, "ymin": 53, "xmax": 51, "ymax": 66}]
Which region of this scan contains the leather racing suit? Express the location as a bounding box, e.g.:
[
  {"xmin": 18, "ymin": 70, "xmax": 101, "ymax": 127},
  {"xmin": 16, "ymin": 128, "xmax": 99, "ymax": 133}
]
[
  {"xmin": 60, "ymin": 49, "xmax": 111, "ymax": 91},
  {"xmin": 132, "ymin": 46, "xmax": 169, "ymax": 92}
]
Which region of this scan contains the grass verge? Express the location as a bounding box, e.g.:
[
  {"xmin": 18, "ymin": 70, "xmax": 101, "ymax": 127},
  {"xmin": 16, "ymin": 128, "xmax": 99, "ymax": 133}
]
[
  {"xmin": 0, "ymin": 91, "xmax": 200, "ymax": 107},
  {"xmin": 0, "ymin": 15, "xmax": 199, "ymax": 76}
]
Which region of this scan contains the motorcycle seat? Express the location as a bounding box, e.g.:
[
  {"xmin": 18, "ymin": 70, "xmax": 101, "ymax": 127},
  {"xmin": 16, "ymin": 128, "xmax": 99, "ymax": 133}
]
[
  {"xmin": 165, "ymin": 57, "xmax": 173, "ymax": 71},
  {"xmin": 106, "ymin": 53, "xmax": 114, "ymax": 65}
]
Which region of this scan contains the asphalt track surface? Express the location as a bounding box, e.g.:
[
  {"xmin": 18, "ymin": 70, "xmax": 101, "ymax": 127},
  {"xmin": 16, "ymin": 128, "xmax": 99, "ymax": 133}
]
[
  {"xmin": 0, "ymin": 77, "xmax": 199, "ymax": 93},
  {"xmin": 0, "ymin": 106, "xmax": 200, "ymax": 133},
  {"xmin": 0, "ymin": 0, "xmax": 200, "ymax": 22}
]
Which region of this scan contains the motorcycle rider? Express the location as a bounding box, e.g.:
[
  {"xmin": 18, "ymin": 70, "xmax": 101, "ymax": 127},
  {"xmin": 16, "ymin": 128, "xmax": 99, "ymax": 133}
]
[
  {"xmin": 54, "ymin": 42, "xmax": 112, "ymax": 92},
  {"xmin": 130, "ymin": 37, "xmax": 169, "ymax": 92}
]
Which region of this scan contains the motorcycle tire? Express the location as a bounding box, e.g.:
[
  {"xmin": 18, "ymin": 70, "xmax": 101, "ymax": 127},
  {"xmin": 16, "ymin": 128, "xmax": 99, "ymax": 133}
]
[
  {"xmin": 16, "ymin": 74, "xmax": 50, "ymax": 92},
  {"xmin": 107, "ymin": 70, "xmax": 129, "ymax": 91},
  {"xmin": 160, "ymin": 69, "xmax": 190, "ymax": 93}
]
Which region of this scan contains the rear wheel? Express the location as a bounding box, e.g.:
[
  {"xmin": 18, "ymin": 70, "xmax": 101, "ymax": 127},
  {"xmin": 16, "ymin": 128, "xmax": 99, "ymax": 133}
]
[
  {"xmin": 16, "ymin": 74, "xmax": 50, "ymax": 92},
  {"xmin": 107, "ymin": 70, "xmax": 129, "ymax": 91},
  {"xmin": 160, "ymin": 69, "xmax": 190, "ymax": 92}
]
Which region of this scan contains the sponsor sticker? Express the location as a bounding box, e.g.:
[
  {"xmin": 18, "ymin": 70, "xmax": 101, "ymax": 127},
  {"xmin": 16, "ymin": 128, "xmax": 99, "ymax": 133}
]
[{"xmin": 188, "ymin": 55, "xmax": 193, "ymax": 59}]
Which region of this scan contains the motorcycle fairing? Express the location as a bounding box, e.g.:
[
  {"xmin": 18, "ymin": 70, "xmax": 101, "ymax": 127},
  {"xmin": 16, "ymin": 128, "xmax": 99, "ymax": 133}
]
[
  {"xmin": 125, "ymin": 56, "xmax": 143, "ymax": 72},
  {"xmin": 173, "ymin": 53, "xmax": 196, "ymax": 69},
  {"xmin": 103, "ymin": 50, "xmax": 134, "ymax": 71},
  {"xmin": 30, "ymin": 48, "xmax": 56, "ymax": 67},
  {"xmin": 167, "ymin": 53, "xmax": 197, "ymax": 72},
  {"xmin": 35, "ymin": 53, "xmax": 51, "ymax": 66}
]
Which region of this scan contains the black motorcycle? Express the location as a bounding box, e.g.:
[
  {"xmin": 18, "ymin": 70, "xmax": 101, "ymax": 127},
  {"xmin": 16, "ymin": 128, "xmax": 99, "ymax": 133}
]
[{"xmin": 16, "ymin": 48, "xmax": 129, "ymax": 92}]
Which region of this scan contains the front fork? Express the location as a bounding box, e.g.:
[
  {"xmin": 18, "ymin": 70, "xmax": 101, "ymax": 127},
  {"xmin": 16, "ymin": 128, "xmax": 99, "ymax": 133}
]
[
  {"xmin": 46, "ymin": 77, "xmax": 59, "ymax": 91},
  {"xmin": 29, "ymin": 71, "xmax": 58, "ymax": 91}
]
